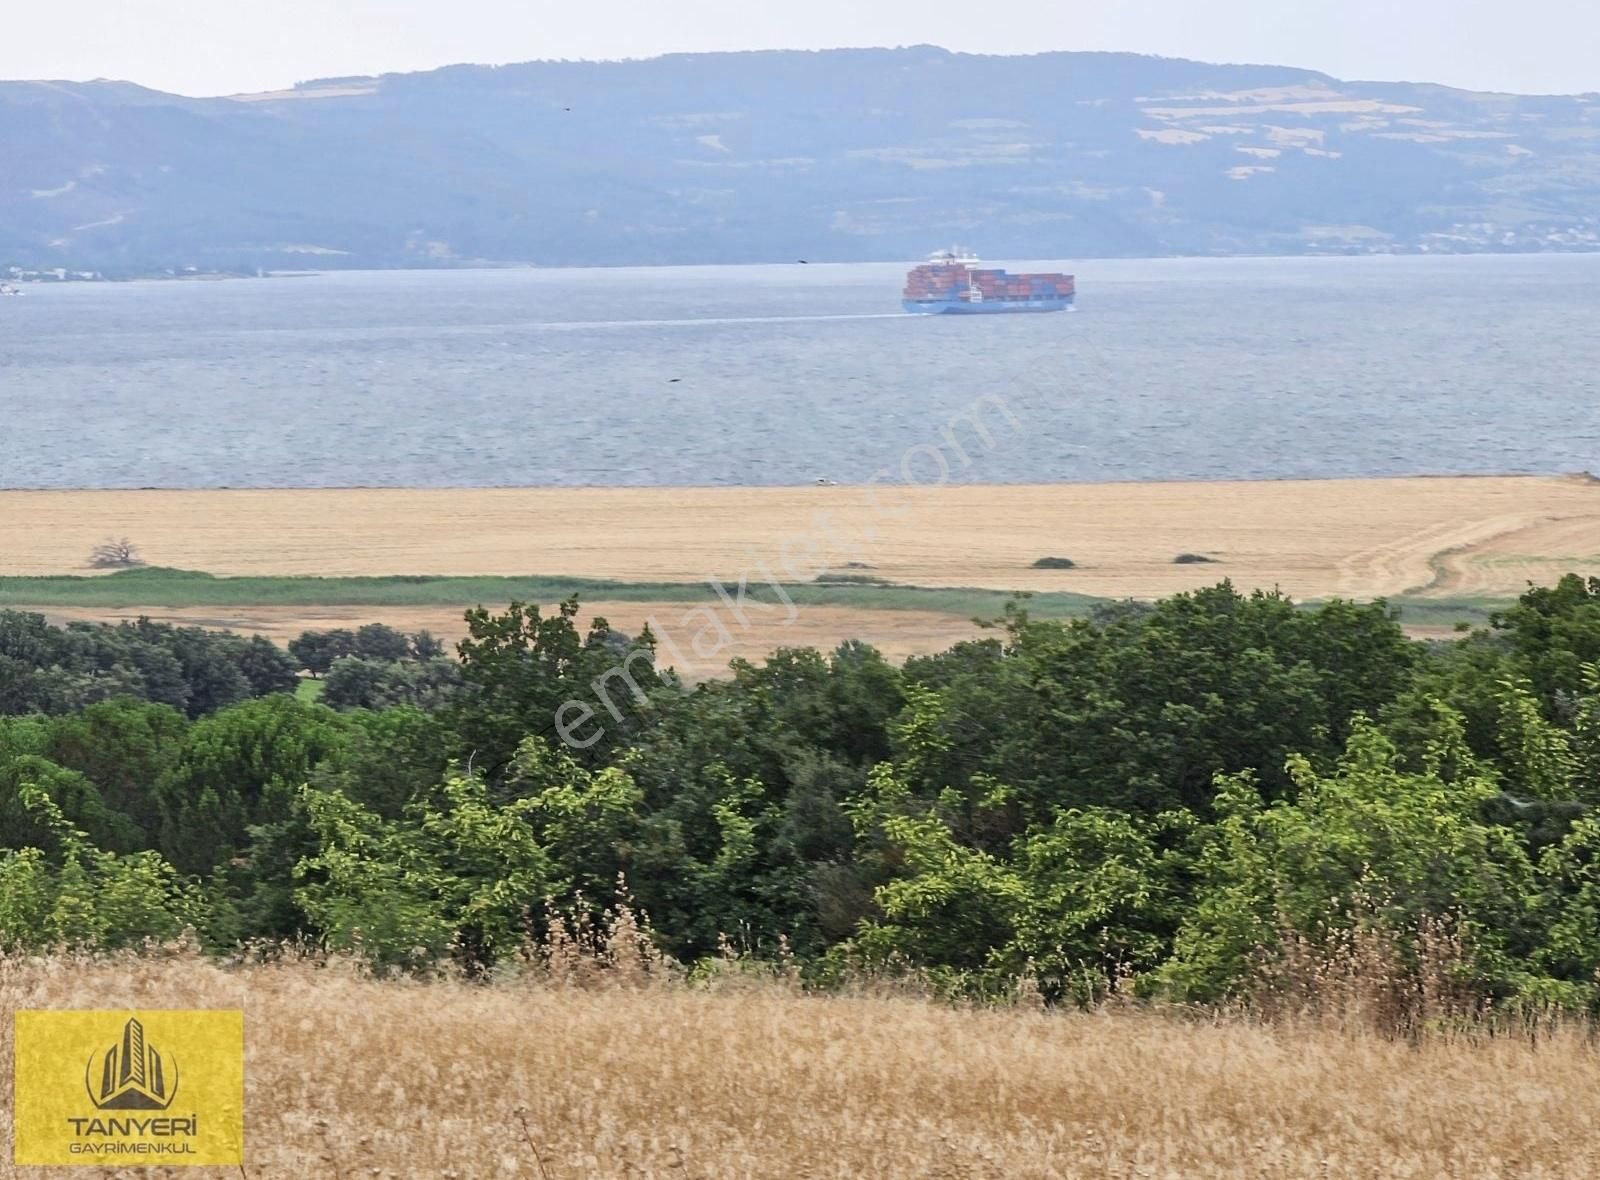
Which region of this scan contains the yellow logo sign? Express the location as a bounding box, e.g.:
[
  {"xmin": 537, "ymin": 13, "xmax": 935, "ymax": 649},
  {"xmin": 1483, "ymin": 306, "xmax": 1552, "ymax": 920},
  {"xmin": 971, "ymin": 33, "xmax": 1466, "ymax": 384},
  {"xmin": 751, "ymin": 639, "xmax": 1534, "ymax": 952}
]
[
  {"xmin": 13, "ymin": 1009, "xmax": 244, "ymax": 1167},
  {"xmin": 88, "ymin": 1016, "xmax": 179, "ymax": 1110}
]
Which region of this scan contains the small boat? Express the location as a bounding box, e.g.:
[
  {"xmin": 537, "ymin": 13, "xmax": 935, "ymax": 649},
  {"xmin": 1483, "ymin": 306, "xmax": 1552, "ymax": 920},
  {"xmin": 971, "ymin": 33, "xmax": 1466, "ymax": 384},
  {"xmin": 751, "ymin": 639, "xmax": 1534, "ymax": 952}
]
[{"xmin": 0, "ymin": 283, "xmax": 22, "ymax": 296}]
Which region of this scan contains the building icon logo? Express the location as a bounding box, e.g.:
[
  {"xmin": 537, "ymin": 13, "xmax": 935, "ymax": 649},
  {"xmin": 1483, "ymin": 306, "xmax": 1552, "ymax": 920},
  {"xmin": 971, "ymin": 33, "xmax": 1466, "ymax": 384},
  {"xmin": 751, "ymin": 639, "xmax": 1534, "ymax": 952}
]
[
  {"xmin": 15, "ymin": 1008, "xmax": 243, "ymax": 1165},
  {"xmin": 84, "ymin": 1017, "xmax": 179, "ymax": 1111}
]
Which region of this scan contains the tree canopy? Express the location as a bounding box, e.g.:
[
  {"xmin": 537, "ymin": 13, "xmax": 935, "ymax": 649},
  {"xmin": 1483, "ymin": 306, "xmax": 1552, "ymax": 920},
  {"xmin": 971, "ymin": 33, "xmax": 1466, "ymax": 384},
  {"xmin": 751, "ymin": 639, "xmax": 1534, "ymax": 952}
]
[{"xmin": 4, "ymin": 580, "xmax": 1600, "ymax": 1009}]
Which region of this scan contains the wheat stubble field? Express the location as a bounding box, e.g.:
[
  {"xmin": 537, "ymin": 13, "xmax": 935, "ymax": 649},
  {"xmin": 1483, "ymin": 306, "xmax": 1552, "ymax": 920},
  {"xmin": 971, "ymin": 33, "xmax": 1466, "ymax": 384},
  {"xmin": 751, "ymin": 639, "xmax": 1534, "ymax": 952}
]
[
  {"xmin": 3, "ymin": 475, "xmax": 1599, "ymax": 658},
  {"xmin": 34, "ymin": 602, "xmax": 992, "ymax": 667},
  {"xmin": 3, "ymin": 954, "xmax": 1598, "ymax": 1180},
  {"xmin": 4, "ymin": 476, "xmax": 1597, "ymax": 595}
]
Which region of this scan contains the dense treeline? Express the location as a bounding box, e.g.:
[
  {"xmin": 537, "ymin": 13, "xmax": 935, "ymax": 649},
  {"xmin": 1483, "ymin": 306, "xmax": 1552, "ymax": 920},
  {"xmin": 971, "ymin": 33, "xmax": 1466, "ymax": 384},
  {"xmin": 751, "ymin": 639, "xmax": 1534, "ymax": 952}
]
[
  {"xmin": 3, "ymin": 577, "xmax": 1600, "ymax": 1007},
  {"xmin": 0, "ymin": 611, "xmax": 300, "ymax": 717}
]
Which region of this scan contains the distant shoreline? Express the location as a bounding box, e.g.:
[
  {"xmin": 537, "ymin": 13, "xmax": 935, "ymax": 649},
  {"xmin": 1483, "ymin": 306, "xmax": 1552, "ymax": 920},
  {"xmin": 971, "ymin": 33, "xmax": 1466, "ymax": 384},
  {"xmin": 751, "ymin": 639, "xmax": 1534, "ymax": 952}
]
[
  {"xmin": 1, "ymin": 268, "xmax": 320, "ymax": 285},
  {"xmin": 1, "ymin": 470, "xmax": 1594, "ymax": 494},
  {"xmin": 8, "ymin": 251, "xmax": 1600, "ymax": 283}
]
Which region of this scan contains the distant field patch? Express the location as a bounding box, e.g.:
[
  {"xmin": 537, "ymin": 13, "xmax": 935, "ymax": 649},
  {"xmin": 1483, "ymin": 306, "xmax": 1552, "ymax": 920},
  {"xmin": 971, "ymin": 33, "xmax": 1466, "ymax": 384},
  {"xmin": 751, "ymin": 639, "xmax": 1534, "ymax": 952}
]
[{"xmin": 0, "ymin": 566, "xmax": 1102, "ymax": 618}]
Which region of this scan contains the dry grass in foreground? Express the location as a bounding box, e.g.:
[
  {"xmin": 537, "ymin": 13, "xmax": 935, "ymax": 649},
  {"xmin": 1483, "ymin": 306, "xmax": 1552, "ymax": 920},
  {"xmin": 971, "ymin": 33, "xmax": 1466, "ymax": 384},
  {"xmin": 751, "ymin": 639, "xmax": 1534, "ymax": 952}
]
[{"xmin": 4, "ymin": 952, "xmax": 1600, "ymax": 1179}]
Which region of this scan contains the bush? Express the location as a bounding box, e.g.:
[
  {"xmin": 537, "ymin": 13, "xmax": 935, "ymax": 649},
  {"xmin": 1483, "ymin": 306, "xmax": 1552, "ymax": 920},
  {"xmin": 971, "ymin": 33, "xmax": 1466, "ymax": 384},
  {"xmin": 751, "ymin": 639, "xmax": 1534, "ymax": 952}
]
[
  {"xmin": 813, "ymin": 573, "xmax": 893, "ymax": 586},
  {"xmin": 88, "ymin": 538, "xmax": 144, "ymax": 569}
]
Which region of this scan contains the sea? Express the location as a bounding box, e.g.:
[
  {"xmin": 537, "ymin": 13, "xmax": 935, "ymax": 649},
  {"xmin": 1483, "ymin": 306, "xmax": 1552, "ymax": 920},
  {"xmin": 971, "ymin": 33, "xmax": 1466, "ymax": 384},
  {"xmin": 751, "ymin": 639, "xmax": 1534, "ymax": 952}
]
[{"xmin": 1, "ymin": 254, "xmax": 1597, "ymax": 489}]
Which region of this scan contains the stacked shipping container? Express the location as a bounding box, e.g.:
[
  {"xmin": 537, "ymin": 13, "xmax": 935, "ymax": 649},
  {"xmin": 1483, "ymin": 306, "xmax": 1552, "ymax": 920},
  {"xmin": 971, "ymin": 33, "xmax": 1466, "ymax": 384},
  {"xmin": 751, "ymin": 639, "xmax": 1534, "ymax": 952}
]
[{"xmin": 902, "ymin": 252, "xmax": 1075, "ymax": 315}]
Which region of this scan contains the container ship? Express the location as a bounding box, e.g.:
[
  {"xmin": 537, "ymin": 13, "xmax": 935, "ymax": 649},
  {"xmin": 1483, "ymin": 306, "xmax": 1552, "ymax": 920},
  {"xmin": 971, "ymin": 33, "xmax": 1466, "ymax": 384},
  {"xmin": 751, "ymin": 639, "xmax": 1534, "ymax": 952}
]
[{"xmin": 902, "ymin": 249, "xmax": 1075, "ymax": 315}]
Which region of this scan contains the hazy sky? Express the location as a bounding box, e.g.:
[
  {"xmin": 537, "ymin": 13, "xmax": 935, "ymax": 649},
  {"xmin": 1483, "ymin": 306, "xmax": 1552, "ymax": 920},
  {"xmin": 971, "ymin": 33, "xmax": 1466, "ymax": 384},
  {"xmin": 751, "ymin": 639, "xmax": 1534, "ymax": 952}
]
[{"xmin": 4, "ymin": 0, "xmax": 1597, "ymax": 97}]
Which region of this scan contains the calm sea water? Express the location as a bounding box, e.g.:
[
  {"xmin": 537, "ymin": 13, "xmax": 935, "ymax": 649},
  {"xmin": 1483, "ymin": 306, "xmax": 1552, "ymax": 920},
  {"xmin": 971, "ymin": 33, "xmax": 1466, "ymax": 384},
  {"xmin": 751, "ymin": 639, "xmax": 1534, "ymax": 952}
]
[{"xmin": 2, "ymin": 255, "xmax": 1597, "ymax": 488}]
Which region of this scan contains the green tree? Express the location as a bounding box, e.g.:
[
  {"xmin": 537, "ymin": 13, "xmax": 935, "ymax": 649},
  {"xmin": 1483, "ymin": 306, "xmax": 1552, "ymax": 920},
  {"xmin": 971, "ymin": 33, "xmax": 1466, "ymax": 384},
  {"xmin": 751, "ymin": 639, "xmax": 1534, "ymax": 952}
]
[
  {"xmin": 289, "ymin": 629, "xmax": 357, "ymax": 678},
  {"xmin": 229, "ymin": 634, "xmax": 302, "ymax": 697},
  {"xmin": 844, "ymin": 760, "xmax": 1192, "ymax": 997},
  {"xmin": 1160, "ymin": 712, "xmax": 1540, "ymax": 1001},
  {"xmin": 45, "ymin": 698, "xmax": 188, "ymax": 842},
  {"xmin": 901, "ymin": 585, "xmax": 1417, "ymax": 824},
  {"xmin": 1493, "ymin": 574, "xmax": 1600, "ymax": 702},
  {"xmin": 297, "ymin": 769, "xmax": 557, "ymax": 969},
  {"xmin": 354, "ymin": 623, "xmax": 414, "ymax": 663},
  {"xmin": 410, "ymin": 630, "xmax": 446, "ymax": 660},
  {"xmin": 153, "ymin": 696, "xmax": 349, "ymax": 875},
  {"xmin": 1531, "ymin": 815, "xmax": 1600, "ymax": 1001},
  {"xmin": 1, "ymin": 756, "xmax": 144, "ymax": 855},
  {"xmin": 323, "ymin": 656, "xmax": 462, "ymax": 712},
  {"xmin": 0, "ymin": 786, "xmax": 201, "ymax": 949},
  {"xmin": 447, "ymin": 599, "xmax": 663, "ymax": 778}
]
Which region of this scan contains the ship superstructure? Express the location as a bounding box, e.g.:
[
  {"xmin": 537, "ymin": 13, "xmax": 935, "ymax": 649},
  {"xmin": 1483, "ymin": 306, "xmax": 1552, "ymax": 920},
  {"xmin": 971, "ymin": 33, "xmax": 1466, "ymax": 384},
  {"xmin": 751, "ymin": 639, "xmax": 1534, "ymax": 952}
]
[{"xmin": 902, "ymin": 249, "xmax": 1074, "ymax": 314}]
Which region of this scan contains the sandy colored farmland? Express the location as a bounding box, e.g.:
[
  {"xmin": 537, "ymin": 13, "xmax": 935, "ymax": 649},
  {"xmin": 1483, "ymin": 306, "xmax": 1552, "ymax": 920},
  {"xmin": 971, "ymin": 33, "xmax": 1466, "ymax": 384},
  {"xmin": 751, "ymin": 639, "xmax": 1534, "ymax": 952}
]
[
  {"xmin": 4, "ymin": 953, "xmax": 1600, "ymax": 1179},
  {"xmin": 3, "ymin": 475, "xmax": 1599, "ymax": 599},
  {"xmin": 39, "ymin": 603, "xmax": 988, "ymax": 670}
]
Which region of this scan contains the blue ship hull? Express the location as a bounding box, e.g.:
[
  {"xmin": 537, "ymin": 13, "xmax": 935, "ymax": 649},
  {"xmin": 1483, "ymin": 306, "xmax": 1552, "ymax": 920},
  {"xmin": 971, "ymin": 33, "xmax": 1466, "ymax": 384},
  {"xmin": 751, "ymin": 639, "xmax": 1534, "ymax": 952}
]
[{"xmin": 902, "ymin": 296, "xmax": 1074, "ymax": 315}]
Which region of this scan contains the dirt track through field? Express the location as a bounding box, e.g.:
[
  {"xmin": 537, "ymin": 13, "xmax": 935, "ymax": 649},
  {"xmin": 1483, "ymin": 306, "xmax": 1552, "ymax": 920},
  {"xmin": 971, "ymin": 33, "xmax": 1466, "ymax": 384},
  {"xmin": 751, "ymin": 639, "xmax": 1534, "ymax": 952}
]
[{"xmin": 4, "ymin": 476, "xmax": 1598, "ymax": 599}]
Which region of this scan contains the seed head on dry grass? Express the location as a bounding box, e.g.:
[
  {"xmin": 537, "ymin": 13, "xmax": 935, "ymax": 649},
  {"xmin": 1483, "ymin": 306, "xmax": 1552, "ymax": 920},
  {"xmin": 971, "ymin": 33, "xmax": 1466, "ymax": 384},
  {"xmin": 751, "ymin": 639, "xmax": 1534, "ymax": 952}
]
[{"xmin": 4, "ymin": 946, "xmax": 1600, "ymax": 1179}]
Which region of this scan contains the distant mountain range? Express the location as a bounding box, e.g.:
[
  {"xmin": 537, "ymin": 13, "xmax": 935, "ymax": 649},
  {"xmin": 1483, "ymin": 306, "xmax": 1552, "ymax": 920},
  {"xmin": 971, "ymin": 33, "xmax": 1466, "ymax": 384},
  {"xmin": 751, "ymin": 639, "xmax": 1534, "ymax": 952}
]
[{"xmin": 3, "ymin": 46, "xmax": 1598, "ymax": 271}]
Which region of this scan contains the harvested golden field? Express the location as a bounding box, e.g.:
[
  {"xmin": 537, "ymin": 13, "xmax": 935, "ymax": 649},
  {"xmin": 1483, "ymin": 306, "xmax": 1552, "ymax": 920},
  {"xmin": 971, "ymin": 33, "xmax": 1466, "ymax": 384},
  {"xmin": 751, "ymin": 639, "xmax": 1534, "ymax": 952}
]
[
  {"xmin": 37, "ymin": 602, "xmax": 986, "ymax": 669},
  {"xmin": 3, "ymin": 475, "xmax": 1598, "ymax": 601},
  {"xmin": 4, "ymin": 954, "xmax": 1599, "ymax": 1179}
]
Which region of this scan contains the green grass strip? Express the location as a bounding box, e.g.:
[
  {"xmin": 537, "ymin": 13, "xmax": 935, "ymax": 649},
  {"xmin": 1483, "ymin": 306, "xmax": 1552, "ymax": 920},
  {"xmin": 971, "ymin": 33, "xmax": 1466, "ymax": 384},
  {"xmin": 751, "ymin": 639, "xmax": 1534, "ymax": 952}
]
[
  {"xmin": 0, "ymin": 567, "xmax": 1510, "ymax": 633},
  {"xmin": 0, "ymin": 567, "xmax": 1101, "ymax": 621}
]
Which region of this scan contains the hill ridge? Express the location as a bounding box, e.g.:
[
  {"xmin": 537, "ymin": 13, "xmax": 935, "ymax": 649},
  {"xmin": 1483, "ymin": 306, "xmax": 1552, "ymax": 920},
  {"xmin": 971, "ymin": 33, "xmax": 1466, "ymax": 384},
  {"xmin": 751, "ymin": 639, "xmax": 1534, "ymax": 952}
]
[{"xmin": 4, "ymin": 47, "xmax": 1597, "ymax": 271}]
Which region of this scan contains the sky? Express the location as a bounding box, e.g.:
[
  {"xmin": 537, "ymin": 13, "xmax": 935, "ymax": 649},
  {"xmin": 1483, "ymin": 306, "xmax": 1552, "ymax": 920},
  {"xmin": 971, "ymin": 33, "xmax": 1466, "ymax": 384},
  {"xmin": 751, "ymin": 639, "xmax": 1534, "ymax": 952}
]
[{"xmin": 3, "ymin": 0, "xmax": 1597, "ymax": 98}]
